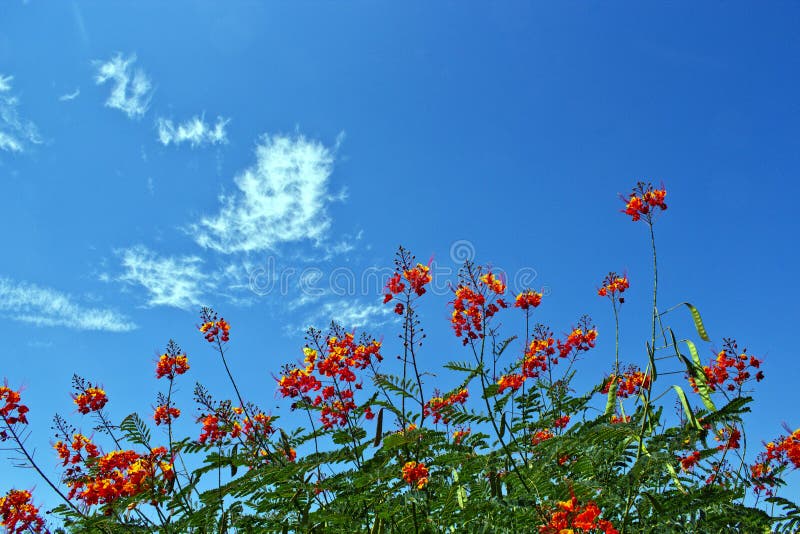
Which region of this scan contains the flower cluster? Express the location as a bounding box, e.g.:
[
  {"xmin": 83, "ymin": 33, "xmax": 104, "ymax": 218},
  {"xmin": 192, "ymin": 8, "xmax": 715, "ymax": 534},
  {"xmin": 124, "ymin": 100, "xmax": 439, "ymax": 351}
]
[
  {"xmin": 497, "ymin": 373, "xmax": 526, "ymax": 394},
  {"xmin": 404, "ymin": 263, "xmax": 432, "ymax": 296},
  {"xmin": 401, "ymin": 461, "xmax": 430, "ymax": 490},
  {"xmin": 497, "ymin": 321, "xmax": 597, "ymax": 394},
  {"xmin": 198, "ymin": 414, "xmax": 227, "ymax": 444},
  {"xmin": 55, "ymin": 433, "xmax": 100, "ymax": 470},
  {"xmin": 155, "ymin": 344, "xmax": 190, "ymax": 380},
  {"xmin": 452, "ymin": 427, "xmax": 470, "ymax": 445},
  {"xmin": 557, "ymin": 319, "xmax": 598, "ymax": 359},
  {"xmin": 497, "ymin": 317, "xmax": 597, "ymax": 393},
  {"xmin": 0, "ymin": 385, "xmax": 29, "ymax": 440},
  {"xmin": 554, "ymin": 415, "xmax": 571, "ymax": 429},
  {"xmin": 715, "ymin": 426, "xmax": 741, "ymax": 452},
  {"xmin": 531, "ymin": 429, "xmax": 554, "ymax": 446},
  {"xmin": 383, "ymin": 251, "xmax": 432, "ymax": 315},
  {"xmin": 153, "ymin": 404, "xmax": 181, "ymax": 426},
  {"xmin": 278, "ymin": 332, "xmax": 382, "ymax": 429},
  {"xmin": 680, "ymin": 450, "xmax": 702, "ymax": 472},
  {"xmin": 621, "ymin": 182, "xmax": 667, "ymax": 222},
  {"xmin": 597, "ymin": 272, "xmax": 629, "ymax": 299},
  {"xmin": 423, "ymin": 389, "xmax": 468, "ymax": 424},
  {"xmin": 0, "ymin": 489, "xmax": 45, "ymax": 534},
  {"xmin": 539, "ymin": 494, "xmax": 619, "ymax": 534},
  {"xmin": 688, "ymin": 339, "xmax": 764, "ymax": 394},
  {"xmin": 601, "ymin": 367, "xmax": 651, "ymax": 398},
  {"xmin": 522, "ymin": 328, "xmax": 557, "ymax": 378},
  {"xmin": 197, "ymin": 403, "xmax": 274, "ymax": 446},
  {"xmin": 199, "ymin": 307, "xmax": 230, "ymax": 343},
  {"xmin": 73, "ymin": 386, "xmax": 108, "ymax": 415},
  {"xmin": 750, "ymin": 428, "xmax": 800, "ymax": 494},
  {"xmin": 450, "ymin": 269, "xmax": 508, "ymax": 345},
  {"xmin": 515, "ymin": 289, "xmax": 543, "ymax": 310},
  {"xmin": 66, "ymin": 447, "xmax": 174, "ymax": 507}
]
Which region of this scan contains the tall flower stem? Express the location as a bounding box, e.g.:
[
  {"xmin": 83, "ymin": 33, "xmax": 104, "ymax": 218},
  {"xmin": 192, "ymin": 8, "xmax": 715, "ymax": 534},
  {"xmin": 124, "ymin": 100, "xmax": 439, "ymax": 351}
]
[{"xmin": 2, "ymin": 414, "xmax": 85, "ymax": 518}]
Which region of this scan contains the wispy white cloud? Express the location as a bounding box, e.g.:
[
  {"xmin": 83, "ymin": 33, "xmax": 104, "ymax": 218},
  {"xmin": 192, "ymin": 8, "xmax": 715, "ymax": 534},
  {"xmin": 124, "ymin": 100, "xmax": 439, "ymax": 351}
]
[
  {"xmin": 156, "ymin": 115, "xmax": 229, "ymax": 148},
  {"xmin": 115, "ymin": 246, "xmax": 209, "ymax": 310},
  {"xmin": 94, "ymin": 53, "xmax": 153, "ymax": 119},
  {"xmin": 191, "ymin": 133, "xmax": 339, "ymax": 254},
  {"xmin": 0, "ymin": 74, "xmax": 42, "ymax": 152},
  {"xmin": 291, "ymin": 299, "xmax": 391, "ymax": 333},
  {"xmin": 59, "ymin": 88, "xmax": 80, "ymax": 102},
  {"xmin": 0, "ymin": 277, "xmax": 136, "ymax": 332}
]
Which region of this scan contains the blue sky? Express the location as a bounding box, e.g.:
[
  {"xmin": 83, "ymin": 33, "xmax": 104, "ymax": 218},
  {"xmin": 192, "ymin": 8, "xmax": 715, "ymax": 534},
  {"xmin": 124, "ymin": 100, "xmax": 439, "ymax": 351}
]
[{"xmin": 2, "ymin": 1, "xmax": 799, "ymax": 510}]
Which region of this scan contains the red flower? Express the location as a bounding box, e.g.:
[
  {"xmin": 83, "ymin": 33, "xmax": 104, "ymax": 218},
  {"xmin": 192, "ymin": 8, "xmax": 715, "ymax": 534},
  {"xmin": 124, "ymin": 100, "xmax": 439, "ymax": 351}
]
[
  {"xmin": 515, "ymin": 290, "xmax": 543, "ymax": 310},
  {"xmin": 680, "ymin": 450, "xmax": 702, "ymax": 471},
  {"xmin": 404, "ymin": 263, "xmax": 432, "ymax": 296},
  {"xmin": 155, "ymin": 350, "xmax": 189, "ymax": 380},
  {"xmin": 539, "ymin": 494, "xmax": 618, "ymax": 534},
  {"xmin": 497, "ymin": 374, "xmax": 525, "ymax": 394},
  {"xmin": 73, "ymin": 386, "xmax": 108, "ymax": 415},
  {"xmin": 0, "ymin": 489, "xmax": 45, "ymax": 533},
  {"xmin": 621, "ymin": 182, "xmax": 667, "ymax": 222},
  {"xmin": 554, "ymin": 415, "xmax": 570, "ymax": 429},
  {"xmin": 480, "ymin": 272, "xmax": 506, "ymax": 295},
  {"xmin": 556, "ymin": 318, "xmax": 598, "ymax": 359},
  {"xmin": 153, "ymin": 404, "xmax": 181, "ymax": 426},
  {"xmin": 67, "ymin": 447, "xmax": 173, "ymax": 507},
  {"xmin": 452, "ymin": 428, "xmax": 471, "ymax": 445},
  {"xmin": 451, "ymin": 269, "xmax": 507, "ymax": 345},
  {"xmin": 531, "ymin": 429, "xmax": 554, "ymax": 445},
  {"xmin": 199, "ymin": 307, "xmax": 231, "ymax": 343},
  {"xmin": 598, "ymin": 272, "xmax": 629, "ymax": 298},
  {"xmin": 601, "ymin": 367, "xmax": 651, "ymax": 399},
  {"xmin": 423, "ymin": 389, "xmax": 469, "ymax": 424},
  {"xmin": 0, "ymin": 385, "xmax": 29, "ymax": 438},
  {"xmin": 688, "ymin": 339, "xmax": 763, "ymax": 394},
  {"xmin": 198, "ymin": 414, "xmax": 225, "ymax": 444},
  {"xmin": 401, "ymin": 461, "xmax": 430, "ymax": 489}
]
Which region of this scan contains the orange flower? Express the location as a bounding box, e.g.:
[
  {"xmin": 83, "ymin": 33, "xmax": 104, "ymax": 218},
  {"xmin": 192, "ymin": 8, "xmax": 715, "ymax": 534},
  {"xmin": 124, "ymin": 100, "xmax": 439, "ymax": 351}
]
[
  {"xmin": 401, "ymin": 461, "xmax": 430, "ymax": 489},
  {"xmin": 522, "ymin": 329, "xmax": 557, "ymax": 378},
  {"xmin": 0, "ymin": 385, "xmax": 29, "ymax": 440},
  {"xmin": 198, "ymin": 414, "xmax": 226, "ymax": 444},
  {"xmin": 515, "ymin": 290, "xmax": 542, "ymax": 310},
  {"xmin": 680, "ymin": 450, "xmax": 702, "ymax": 471},
  {"xmin": 423, "ymin": 389, "xmax": 468, "ymax": 424},
  {"xmin": 199, "ymin": 307, "xmax": 230, "ymax": 343},
  {"xmin": 601, "ymin": 367, "xmax": 650, "ymax": 398},
  {"xmin": 531, "ymin": 429, "xmax": 554, "ymax": 445},
  {"xmin": 480, "ymin": 272, "xmax": 506, "ymax": 295},
  {"xmin": 554, "ymin": 415, "xmax": 570, "ymax": 429},
  {"xmin": 155, "ymin": 346, "xmax": 190, "ymax": 380},
  {"xmin": 452, "ymin": 428, "xmax": 471, "ymax": 445},
  {"xmin": 0, "ymin": 489, "xmax": 45, "ymax": 533},
  {"xmin": 383, "ymin": 249, "xmax": 431, "ymax": 304},
  {"xmin": 539, "ymin": 494, "xmax": 618, "ymax": 534},
  {"xmin": 497, "ymin": 373, "xmax": 526, "ymax": 394},
  {"xmin": 688, "ymin": 339, "xmax": 763, "ymax": 394},
  {"xmin": 153, "ymin": 405, "xmax": 181, "ymax": 426},
  {"xmin": 451, "ymin": 269, "xmax": 508, "ymax": 345},
  {"xmin": 73, "ymin": 386, "xmax": 108, "ymax": 415},
  {"xmin": 67, "ymin": 447, "xmax": 173, "ymax": 507},
  {"xmin": 598, "ymin": 272, "xmax": 629, "ymax": 298},
  {"xmin": 556, "ymin": 318, "xmax": 598, "ymax": 359},
  {"xmin": 621, "ymin": 182, "xmax": 667, "ymax": 222},
  {"xmin": 403, "ymin": 263, "xmax": 432, "ymax": 296}
]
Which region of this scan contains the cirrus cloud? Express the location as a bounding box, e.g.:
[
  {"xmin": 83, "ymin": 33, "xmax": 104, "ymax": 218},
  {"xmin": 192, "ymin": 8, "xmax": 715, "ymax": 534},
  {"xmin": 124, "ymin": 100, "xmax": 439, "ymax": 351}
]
[
  {"xmin": 190, "ymin": 133, "xmax": 341, "ymax": 254},
  {"xmin": 93, "ymin": 53, "xmax": 153, "ymax": 119},
  {"xmin": 0, "ymin": 277, "xmax": 136, "ymax": 332}
]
